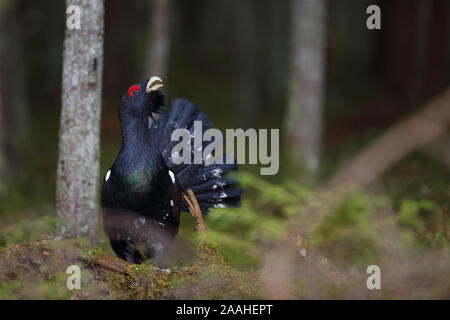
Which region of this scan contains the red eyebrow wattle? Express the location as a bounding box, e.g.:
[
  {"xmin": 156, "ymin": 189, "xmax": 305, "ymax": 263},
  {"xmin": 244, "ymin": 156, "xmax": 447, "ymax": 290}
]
[{"xmin": 128, "ymin": 85, "xmax": 140, "ymax": 97}]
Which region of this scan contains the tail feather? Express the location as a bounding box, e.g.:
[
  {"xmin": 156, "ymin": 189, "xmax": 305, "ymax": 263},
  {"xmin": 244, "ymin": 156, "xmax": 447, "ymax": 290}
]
[{"xmin": 149, "ymin": 98, "xmax": 242, "ymax": 214}]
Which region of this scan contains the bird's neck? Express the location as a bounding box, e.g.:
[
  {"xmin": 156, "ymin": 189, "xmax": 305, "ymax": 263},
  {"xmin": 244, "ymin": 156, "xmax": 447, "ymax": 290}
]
[
  {"xmin": 116, "ymin": 116, "xmax": 153, "ymax": 173},
  {"xmin": 120, "ymin": 116, "xmax": 150, "ymax": 148}
]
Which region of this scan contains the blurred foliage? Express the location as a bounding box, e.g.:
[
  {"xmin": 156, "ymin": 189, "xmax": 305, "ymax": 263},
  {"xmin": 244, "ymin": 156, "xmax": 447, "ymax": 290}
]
[
  {"xmin": 200, "ymin": 171, "xmax": 309, "ymax": 269},
  {"xmin": 0, "ymin": 214, "xmax": 62, "ymax": 248},
  {"xmin": 311, "ymin": 191, "xmax": 380, "ymax": 269},
  {"xmin": 383, "ymin": 152, "xmax": 450, "ymax": 248}
]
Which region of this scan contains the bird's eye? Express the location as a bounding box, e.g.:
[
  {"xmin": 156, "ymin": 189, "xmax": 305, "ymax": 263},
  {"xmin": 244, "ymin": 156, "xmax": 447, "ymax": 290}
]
[{"xmin": 128, "ymin": 85, "xmax": 140, "ymax": 98}]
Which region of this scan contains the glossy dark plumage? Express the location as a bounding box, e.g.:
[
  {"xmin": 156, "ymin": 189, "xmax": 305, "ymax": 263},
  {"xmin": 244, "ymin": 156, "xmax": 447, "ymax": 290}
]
[{"xmin": 102, "ymin": 78, "xmax": 242, "ymax": 267}]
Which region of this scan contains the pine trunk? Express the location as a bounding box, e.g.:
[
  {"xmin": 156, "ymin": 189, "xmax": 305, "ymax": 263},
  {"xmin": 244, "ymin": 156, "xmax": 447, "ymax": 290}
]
[
  {"xmin": 147, "ymin": 0, "xmax": 171, "ymax": 79},
  {"xmin": 56, "ymin": 0, "xmax": 105, "ymax": 241},
  {"xmin": 285, "ymin": 0, "xmax": 327, "ymax": 177}
]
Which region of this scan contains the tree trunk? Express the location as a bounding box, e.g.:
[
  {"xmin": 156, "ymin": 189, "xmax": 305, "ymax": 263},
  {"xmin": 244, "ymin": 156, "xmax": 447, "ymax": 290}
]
[
  {"xmin": 0, "ymin": 4, "xmax": 6, "ymax": 194},
  {"xmin": 383, "ymin": 0, "xmax": 419, "ymax": 111},
  {"xmin": 3, "ymin": 1, "xmax": 29, "ymax": 174},
  {"xmin": 56, "ymin": 0, "xmax": 105, "ymax": 241},
  {"xmin": 147, "ymin": 0, "xmax": 171, "ymax": 79},
  {"xmin": 284, "ymin": 0, "xmax": 327, "ymax": 177},
  {"xmin": 230, "ymin": 0, "xmax": 259, "ymax": 128},
  {"xmin": 0, "ymin": 45, "xmax": 3, "ymax": 195},
  {"xmin": 422, "ymin": 0, "xmax": 449, "ymax": 103}
]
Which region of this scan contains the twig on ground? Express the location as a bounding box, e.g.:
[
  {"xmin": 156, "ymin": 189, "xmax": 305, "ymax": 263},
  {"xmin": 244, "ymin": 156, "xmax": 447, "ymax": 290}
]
[{"xmin": 183, "ymin": 189, "xmax": 206, "ymax": 234}]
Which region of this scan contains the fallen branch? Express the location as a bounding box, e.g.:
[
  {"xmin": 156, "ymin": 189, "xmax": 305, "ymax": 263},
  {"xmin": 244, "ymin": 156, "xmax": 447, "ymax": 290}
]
[{"xmin": 77, "ymin": 252, "xmax": 130, "ymax": 274}]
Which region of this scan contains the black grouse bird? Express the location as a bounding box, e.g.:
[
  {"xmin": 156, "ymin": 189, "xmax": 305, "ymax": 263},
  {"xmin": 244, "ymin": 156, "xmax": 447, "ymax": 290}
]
[{"xmin": 102, "ymin": 76, "xmax": 242, "ymax": 267}]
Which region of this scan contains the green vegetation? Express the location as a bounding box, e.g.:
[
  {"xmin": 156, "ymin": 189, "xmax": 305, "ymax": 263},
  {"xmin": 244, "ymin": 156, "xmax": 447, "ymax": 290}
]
[{"xmin": 0, "ymin": 160, "xmax": 448, "ymax": 299}]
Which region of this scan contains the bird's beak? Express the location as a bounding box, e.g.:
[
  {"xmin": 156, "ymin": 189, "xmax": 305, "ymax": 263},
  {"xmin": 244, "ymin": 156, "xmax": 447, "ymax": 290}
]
[{"xmin": 146, "ymin": 76, "xmax": 164, "ymax": 93}]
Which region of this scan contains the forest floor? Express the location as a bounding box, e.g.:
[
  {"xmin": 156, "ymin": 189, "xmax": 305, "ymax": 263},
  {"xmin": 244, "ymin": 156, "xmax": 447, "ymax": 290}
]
[
  {"xmin": 0, "ymin": 235, "xmax": 262, "ymax": 299},
  {"xmin": 1, "ymin": 153, "xmax": 449, "ymax": 299}
]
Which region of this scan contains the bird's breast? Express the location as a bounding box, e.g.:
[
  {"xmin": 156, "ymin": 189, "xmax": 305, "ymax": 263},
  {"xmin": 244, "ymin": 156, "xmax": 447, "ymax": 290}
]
[{"xmin": 110, "ymin": 169, "xmax": 172, "ymax": 212}]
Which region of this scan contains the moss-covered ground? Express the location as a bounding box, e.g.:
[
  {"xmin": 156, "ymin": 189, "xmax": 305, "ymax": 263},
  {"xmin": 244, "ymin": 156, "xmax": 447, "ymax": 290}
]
[{"xmin": 0, "ymin": 234, "xmax": 263, "ymax": 300}]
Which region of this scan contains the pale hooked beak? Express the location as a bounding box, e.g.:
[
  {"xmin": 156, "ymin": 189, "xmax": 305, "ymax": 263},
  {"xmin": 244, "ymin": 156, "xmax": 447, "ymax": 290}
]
[{"xmin": 146, "ymin": 76, "xmax": 164, "ymax": 93}]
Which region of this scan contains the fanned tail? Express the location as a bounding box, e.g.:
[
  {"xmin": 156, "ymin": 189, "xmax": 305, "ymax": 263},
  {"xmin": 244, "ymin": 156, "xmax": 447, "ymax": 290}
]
[{"xmin": 149, "ymin": 98, "xmax": 243, "ymax": 213}]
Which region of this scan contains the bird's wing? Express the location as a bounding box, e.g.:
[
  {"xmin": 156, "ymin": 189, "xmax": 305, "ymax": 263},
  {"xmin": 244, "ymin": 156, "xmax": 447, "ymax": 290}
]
[{"xmin": 148, "ymin": 98, "xmax": 242, "ymax": 214}]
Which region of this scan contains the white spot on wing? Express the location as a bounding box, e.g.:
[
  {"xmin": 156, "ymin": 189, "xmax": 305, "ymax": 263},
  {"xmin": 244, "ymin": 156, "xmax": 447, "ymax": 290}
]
[
  {"xmin": 170, "ymin": 200, "xmax": 174, "ymax": 206},
  {"xmin": 168, "ymin": 170, "xmax": 175, "ymax": 183},
  {"xmin": 212, "ymin": 168, "xmax": 222, "ymax": 177},
  {"xmin": 105, "ymin": 170, "xmax": 111, "ymax": 182}
]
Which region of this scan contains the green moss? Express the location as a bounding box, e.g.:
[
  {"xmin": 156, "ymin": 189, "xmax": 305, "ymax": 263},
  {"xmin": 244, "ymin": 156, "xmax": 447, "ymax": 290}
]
[
  {"xmin": 105, "ymin": 235, "xmax": 261, "ymax": 300},
  {"xmin": 107, "ymin": 264, "xmax": 172, "ymax": 300},
  {"xmin": 87, "ymin": 246, "xmax": 103, "ymax": 264},
  {"xmin": 311, "ymin": 191, "xmax": 380, "ymax": 268}
]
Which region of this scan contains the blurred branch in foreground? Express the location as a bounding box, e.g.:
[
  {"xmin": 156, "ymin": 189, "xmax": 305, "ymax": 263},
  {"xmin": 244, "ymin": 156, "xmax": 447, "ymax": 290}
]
[
  {"xmin": 264, "ymin": 87, "xmax": 450, "ymax": 299},
  {"xmin": 328, "ymin": 87, "xmax": 450, "ymax": 189}
]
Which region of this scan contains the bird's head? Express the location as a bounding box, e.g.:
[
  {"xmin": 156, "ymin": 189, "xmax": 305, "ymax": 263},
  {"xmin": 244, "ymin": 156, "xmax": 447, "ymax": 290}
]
[{"xmin": 119, "ymin": 76, "xmax": 165, "ymax": 120}]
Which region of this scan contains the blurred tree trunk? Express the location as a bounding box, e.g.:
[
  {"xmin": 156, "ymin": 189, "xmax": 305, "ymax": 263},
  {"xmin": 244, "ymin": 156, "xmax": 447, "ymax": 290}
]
[
  {"xmin": 384, "ymin": 0, "xmax": 419, "ymax": 112},
  {"xmin": 147, "ymin": 0, "xmax": 171, "ymax": 79},
  {"xmin": 0, "ymin": 0, "xmax": 29, "ymax": 193},
  {"xmin": 3, "ymin": 1, "xmax": 28, "ymax": 172},
  {"xmin": 422, "ymin": 0, "xmax": 449, "ymax": 103},
  {"xmin": 284, "ymin": 0, "xmax": 327, "ymax": 178},
  {"xmin": 231, "ymin": 0, "xmax": 259, "ymax": 127},
  {"xmin": 0, "ymin": 44, "xmax": 3, "ymax": 194},
  {"xmin": 0, "ymin": 2, "xmax": 7, "ymax": 194},
  {"xmin": 56, "ymin": 0, "xmax": 105, "ymax": 241}
]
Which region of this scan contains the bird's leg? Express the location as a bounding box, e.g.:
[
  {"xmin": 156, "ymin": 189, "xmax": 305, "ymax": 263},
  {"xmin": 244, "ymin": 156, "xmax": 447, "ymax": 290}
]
[
  {"xmin": 123, "ymin": 239, "xmax": 143, "ymax": 264},
  {"xmin": 144, "ymin": 242, "xmax": 166, "ymax": 269},
  {"xmin": 124, "ymin": 252, "xmax": 136, "ymax": 264},
  {"xmin": 183, "ymin": 189, "xmax": 205, "ymax": 234},
  {"xmin": 155, "ymin": 250, "xmax": 165, "ymax": 269}
]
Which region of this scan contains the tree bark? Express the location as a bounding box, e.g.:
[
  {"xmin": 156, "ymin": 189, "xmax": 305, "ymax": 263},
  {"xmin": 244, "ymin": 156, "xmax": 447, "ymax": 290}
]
[
  {"xmin": 56, "ymin": 0, "xmax": 105, "ymax": 241},
  {"xmin": 147, "ymin": 0, "xmax": 171, "ymax": 79},
  {"xmin": 284, "ymin": 0, "xmax": 327, "ymax": 176}
]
